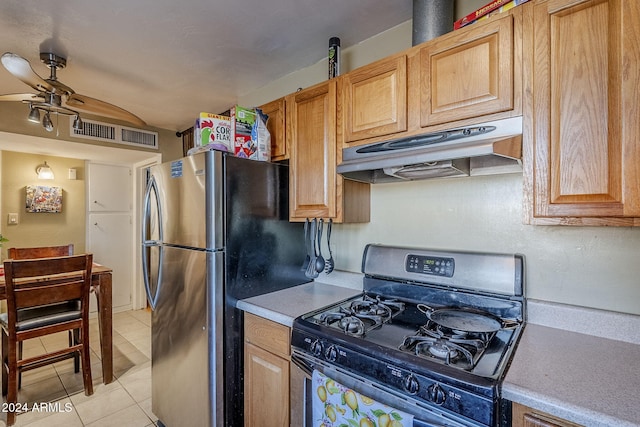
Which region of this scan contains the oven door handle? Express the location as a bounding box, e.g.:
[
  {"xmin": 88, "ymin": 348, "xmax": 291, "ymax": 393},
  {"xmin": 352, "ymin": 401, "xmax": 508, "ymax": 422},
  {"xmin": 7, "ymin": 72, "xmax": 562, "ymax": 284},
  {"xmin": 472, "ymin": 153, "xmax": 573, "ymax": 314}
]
[{"xmin": 291, "ymin": 351, "xmax": 315, "ymax": 377}]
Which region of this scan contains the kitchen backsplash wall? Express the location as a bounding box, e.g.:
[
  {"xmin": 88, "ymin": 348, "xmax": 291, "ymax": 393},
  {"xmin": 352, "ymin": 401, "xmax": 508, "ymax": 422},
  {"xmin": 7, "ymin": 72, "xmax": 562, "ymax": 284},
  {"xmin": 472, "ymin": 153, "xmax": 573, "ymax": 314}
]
[{"xmin": 332, "ymin": 174, "xmax": 640, "ymax": 316}]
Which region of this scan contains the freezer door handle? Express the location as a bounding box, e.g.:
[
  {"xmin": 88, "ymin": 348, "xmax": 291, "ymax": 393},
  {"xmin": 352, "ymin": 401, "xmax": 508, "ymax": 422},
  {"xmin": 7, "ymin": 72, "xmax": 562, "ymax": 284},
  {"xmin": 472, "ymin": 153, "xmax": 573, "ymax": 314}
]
[
  {"xmin": 142, "ymin": 246, "xmax": 163, "ymax": 310},
  {"xmin": 142, "ymin": 175, "xmax": 163, "ymax": 310}
]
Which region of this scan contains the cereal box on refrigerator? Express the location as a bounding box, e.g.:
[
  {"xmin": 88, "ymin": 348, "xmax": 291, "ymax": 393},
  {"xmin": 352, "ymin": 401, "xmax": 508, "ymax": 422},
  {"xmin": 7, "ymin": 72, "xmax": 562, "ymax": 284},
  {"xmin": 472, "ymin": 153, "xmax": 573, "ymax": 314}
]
[
  {"xmin": 194, "ymin": 112, "xmax": 231, "ymax": 152},
  {"xmin": 230, "ymin": 106, "xmax": 257, "ymax": 158},
  {"xmin": 251, "ymin": 108, "xmax": 271, "ymax": 162}
]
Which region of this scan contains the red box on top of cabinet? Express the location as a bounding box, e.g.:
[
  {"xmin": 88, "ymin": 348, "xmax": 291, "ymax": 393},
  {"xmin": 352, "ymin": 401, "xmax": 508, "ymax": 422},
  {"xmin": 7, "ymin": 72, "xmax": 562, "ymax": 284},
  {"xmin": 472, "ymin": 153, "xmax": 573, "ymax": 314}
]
[{"xmin": 454, "ymin": 0, "xmax": 529, "ymax": 29}]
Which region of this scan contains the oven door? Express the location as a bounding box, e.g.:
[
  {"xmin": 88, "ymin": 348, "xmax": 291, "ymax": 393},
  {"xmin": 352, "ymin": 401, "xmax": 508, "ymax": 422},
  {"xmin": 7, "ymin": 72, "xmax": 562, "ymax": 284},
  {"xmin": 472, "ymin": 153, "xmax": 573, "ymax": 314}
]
[{"xmin": 291, "ymin": 349, "xmax": 484, "ymax": 427}]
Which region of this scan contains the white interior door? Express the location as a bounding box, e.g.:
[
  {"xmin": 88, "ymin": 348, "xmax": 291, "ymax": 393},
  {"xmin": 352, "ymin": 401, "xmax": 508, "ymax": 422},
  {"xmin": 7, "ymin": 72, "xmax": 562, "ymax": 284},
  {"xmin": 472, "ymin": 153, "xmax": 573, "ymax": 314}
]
[
  {"xmin": 87, "ymin": 163, "xmax": 133, "ymax": 312},
  {"xmin": 88, "ymin": 163, "xmax": 132, "ymax": 212},
  {"xmin": 89, "ymin": 213, "xmax": 133, "ymax": 310}
]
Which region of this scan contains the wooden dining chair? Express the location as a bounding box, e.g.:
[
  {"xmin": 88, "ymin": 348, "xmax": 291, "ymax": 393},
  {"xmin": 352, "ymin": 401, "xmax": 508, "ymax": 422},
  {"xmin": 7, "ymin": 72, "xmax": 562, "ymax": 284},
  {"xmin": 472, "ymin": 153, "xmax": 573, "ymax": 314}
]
[
  {"xmin": 7, "ymin": 244, "xmax": 80, "ymax": 385},
  {"xmin": 1, "ymin": 254, "xmax": 94, "ymax": 426},
  {"xmin": 8, "ymin": 244, "xmax": 74, "ymax": 260}
]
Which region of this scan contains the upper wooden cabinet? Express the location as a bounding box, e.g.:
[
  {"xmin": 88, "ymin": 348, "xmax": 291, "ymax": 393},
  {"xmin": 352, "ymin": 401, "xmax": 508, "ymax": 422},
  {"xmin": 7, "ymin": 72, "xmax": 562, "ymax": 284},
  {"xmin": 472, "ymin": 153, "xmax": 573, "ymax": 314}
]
[
  {"xmin": 259, "ymin": 97, "xmax": 288, "ymax": 161},
  {"xmin": 340, "ymin": 7, "xmax": 522, "ymax": 150},
  {"xmin": 342, "ymin": 54, "xmax": 408, "ymax": 143},
  {"xmin": 287, "ymin": 80, "xmax": 370, "ymax": 222},
  {"xmin": 420, "ymin": 13, "xmax": 516, "ymax": 126},
  {"xmin": 524, "ymin": 0, "xmax": 640, "ymax": 225},
  {"xmin": 288, "ymin": 81, "xmax": 337, "ymax": 219}
]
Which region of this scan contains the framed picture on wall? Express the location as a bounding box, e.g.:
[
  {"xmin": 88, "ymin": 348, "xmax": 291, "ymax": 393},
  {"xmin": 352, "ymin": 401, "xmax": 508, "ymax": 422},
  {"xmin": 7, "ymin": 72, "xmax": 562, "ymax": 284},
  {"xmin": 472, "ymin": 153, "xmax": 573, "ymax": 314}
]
[{"xmin": 25, "ymin": 185, "xmax": 63, "ymax": 213}]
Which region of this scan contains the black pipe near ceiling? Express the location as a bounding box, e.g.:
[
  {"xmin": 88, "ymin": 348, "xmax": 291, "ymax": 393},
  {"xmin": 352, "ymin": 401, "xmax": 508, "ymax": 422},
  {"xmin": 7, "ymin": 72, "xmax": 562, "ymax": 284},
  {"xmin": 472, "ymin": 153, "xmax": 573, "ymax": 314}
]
[{"xmin": 412, "ymin": 0, "xmax": 454, "ymax": 46}]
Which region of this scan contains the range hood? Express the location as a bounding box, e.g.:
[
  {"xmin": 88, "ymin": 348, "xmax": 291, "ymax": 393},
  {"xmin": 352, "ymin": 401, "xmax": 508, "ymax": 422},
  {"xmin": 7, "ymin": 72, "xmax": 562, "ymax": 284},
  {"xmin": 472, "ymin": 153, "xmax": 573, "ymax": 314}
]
[{"xmin": 337, "ymin": 117, "xmax": 523, "ymax": 183}]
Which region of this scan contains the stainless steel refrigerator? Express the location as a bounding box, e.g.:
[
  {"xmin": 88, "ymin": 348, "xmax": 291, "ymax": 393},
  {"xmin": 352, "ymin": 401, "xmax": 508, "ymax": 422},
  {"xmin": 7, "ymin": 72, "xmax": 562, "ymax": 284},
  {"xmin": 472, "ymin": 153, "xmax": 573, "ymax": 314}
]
[{"xmin": 142, "ymin": 150, "xmax": 307, "ymax": 426}]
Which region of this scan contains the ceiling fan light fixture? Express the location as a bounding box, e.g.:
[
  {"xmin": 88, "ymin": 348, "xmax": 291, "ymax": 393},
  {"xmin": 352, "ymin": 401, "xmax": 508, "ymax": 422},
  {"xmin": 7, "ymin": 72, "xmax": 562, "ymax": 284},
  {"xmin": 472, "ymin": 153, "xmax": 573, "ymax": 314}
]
[
  {"xmin": 36, "ymin": 161, "xmax": 55, "ymax": 180},
  {"xmin": 27, "ymin": 105, "xmax": 41, "ymax": 123},
  {"xmin": 42, "ymin": 111, "xmax": 54, "ymax": 132},
  {"xmin": 72, "ymin": 114, "xmax": 83, "ymax": 131}
]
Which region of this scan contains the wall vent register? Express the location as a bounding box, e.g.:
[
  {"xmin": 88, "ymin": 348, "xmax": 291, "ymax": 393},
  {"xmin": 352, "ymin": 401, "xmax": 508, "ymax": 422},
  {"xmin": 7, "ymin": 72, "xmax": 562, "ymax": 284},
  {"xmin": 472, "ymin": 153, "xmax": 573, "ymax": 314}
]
[{"xmin": 70, "ymin": 118, "xmax": 158, "ymax": 149}]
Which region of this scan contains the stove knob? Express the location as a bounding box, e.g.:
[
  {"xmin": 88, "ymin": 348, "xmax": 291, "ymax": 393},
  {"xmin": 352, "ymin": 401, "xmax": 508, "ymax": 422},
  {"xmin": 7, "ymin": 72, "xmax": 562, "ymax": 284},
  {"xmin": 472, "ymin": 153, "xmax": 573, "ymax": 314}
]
[
  {"xmin": 427, "ymin": 383, "xmax": 446, "ymax": 405},
  {"xmin": 403, "ymin": 374, "xmax": 420, "ymax": 395},
  {"xmin": 325, "ymin": 345, "xmax": 338, "ymax": 362},
  {"xmin": 310, "ymin": 340, "xmax": 323, "ymax": 357}
]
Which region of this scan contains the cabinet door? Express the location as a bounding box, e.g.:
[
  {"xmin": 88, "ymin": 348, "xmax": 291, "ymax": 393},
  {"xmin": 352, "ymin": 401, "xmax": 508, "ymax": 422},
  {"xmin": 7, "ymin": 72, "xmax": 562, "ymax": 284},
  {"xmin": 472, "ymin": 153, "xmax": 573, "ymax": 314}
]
[
  {"xmin": 521, "ymin": 415, "xmax": 569, "ymax": 427},
  {"xmin": 244, "ymin": 313, "xmax": 290, "ymax": 358},
  {"xmin": 260, "ymin": 97, "xmax": 287, "ymax": 161},
  {"xmin": 512, "ymin": 402, "xmax": 583, "ymax": 427},
  {"xmin": 528, "ymin": 0, "xmax": 640, "ymax": 221},
  {"xmin": 288, "ymin": 80, "xmax": 337, "ymax": 219},
  {"xmin": 343, "ymin": 55, "xmax": 407, "ymax": 143},
  {"xmin": 420, "ymin": 13, "xmax": 515, "ymax": 126},
  {"xmin": 244, "ymin": 342, "xmax": 290, "ymax": 427}
]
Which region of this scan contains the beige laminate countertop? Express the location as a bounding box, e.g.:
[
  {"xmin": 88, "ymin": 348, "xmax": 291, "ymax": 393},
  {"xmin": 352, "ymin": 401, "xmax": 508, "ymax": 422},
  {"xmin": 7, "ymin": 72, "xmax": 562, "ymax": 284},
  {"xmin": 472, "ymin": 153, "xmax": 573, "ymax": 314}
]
[
  {"xmin": 503, "ymin": 302, "xmax": 640, "ymax": 427},
  {"xmin": 236, "ymin": 280, "xmax": 362, "ymax": 327}
]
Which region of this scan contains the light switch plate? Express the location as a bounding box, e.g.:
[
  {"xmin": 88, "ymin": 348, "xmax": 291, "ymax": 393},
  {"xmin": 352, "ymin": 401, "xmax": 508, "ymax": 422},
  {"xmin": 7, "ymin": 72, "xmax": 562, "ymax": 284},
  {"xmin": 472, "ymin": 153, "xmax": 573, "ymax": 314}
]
[{"xmin": 8, "ymin": 213, "xmax": 18, "ymax": 225}]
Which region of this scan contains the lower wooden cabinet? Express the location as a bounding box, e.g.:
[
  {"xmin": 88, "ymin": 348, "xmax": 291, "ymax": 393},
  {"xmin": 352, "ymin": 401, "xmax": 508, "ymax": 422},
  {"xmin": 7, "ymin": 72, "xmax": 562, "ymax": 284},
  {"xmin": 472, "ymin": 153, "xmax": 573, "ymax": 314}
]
[
  {"xmin": 244, "ymin": 313, "xmax": 291, "ymax": 427},
  {"xmin": 512, "ymin": 403, "xmax": 583, "ymax": 427}
]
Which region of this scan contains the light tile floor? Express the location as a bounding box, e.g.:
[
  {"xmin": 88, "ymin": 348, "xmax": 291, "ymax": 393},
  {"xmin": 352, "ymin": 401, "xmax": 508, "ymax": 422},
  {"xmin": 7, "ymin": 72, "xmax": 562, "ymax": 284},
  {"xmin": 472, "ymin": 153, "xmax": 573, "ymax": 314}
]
[{"xmin": 0, "ymin": 309, "xmax": 156, "ymax": 427}]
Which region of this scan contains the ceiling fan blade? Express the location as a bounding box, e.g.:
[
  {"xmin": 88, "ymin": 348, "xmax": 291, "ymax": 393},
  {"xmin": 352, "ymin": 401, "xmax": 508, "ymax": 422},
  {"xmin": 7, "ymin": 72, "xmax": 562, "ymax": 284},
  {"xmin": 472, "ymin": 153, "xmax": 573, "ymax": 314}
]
[
  {"xmin": 67, "ymin": 93, "xmax": 146, "ymax": 127},
  {"xmin": 0, "ymin": 93, "xmax": 45, "ymax": 102},
  {"xmin": 1, "ymin": 53, "xmax": 54, "ymax": 93},
  {"xmin": 46, "ymin": 78, "xmax": 75, "ymax": 96}
]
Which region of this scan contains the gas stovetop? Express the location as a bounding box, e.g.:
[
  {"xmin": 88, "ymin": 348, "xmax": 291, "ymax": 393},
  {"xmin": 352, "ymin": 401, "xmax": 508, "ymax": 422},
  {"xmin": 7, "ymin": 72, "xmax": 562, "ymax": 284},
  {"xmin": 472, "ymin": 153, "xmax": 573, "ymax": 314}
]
[
  {"xmin": 297, "ymin": 289, "xmax": 522, "ymax": 380},
  {"xmin": 291, "ymin": 244, "xmax": 526, "ymax": 427}
]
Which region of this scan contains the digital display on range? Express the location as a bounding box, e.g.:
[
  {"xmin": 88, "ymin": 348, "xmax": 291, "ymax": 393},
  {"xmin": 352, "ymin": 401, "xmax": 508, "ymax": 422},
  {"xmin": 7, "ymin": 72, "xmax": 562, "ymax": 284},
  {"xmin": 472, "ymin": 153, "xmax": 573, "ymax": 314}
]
[{"xmin": 406, "ymin": 255, "xmax": 454, "ymax": 277}]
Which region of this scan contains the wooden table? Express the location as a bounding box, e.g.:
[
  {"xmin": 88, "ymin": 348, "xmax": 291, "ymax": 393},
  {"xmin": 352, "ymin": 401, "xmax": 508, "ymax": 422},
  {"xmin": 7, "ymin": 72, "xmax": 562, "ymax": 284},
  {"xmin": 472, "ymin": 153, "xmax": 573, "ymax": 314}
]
[{"xmin": 0, "ymin": 264, "xmax": 113, "ymax": 384}]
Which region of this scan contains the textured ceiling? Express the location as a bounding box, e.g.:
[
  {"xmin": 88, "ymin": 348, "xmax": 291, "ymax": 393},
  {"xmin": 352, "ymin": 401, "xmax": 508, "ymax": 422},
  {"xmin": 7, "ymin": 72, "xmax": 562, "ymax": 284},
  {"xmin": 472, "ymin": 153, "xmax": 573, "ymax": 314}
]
[{"xmin": 0, "ymin": 0, "xmax": 414, "ymax": 132}]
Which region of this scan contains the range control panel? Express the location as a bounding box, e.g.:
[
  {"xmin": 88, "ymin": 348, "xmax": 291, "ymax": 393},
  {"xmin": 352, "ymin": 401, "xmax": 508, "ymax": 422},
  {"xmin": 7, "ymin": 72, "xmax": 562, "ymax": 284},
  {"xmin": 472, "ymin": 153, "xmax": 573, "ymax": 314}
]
[{"xmin": 406, "ymin": 255, "xmax": 454, "ymax": 277}]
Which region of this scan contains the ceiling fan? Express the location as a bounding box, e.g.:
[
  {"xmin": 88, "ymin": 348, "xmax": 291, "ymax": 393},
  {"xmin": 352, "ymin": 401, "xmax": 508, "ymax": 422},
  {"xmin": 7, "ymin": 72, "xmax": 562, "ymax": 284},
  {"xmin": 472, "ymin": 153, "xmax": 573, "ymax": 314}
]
[{"xmin": 0, "ymin": 51, "xmax": 146, "ymax": 131}]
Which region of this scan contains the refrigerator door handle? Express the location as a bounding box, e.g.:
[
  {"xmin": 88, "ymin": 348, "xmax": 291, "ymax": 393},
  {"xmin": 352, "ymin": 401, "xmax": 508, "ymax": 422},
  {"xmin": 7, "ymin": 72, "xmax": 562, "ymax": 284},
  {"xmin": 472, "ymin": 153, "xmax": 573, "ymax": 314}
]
[{"xmin": 142, "ymin": 175, "xmax": 163, "ymax": 310}]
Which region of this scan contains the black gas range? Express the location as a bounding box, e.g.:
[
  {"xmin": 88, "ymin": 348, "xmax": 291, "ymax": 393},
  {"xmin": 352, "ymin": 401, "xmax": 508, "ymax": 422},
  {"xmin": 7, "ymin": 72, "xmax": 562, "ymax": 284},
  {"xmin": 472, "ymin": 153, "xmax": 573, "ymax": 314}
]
[{"xmin": 291, "ymin": 244, "xmax": 525, "ymax": 427}]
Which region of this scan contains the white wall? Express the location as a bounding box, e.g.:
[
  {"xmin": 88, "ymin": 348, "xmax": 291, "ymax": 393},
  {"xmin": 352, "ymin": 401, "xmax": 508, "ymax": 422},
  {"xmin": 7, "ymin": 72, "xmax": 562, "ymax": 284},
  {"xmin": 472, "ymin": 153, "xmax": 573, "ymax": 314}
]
[
  {"xmin": 239, "ymin": 5, "xmax": 640, "ymax": 316},
  {"xmin": 334, "ymin": 175, "xmax": 640, "ymax": 315}
]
